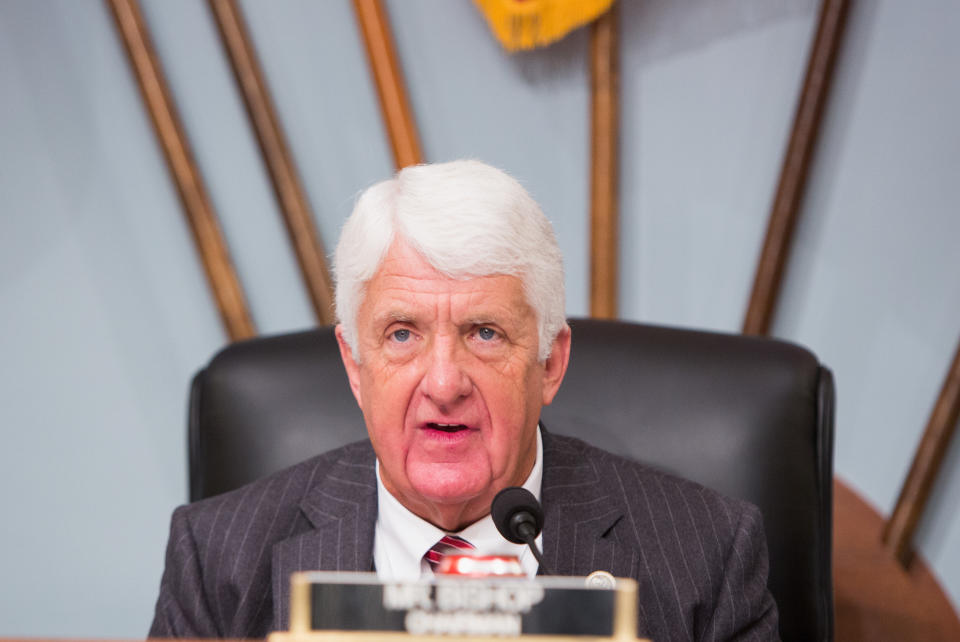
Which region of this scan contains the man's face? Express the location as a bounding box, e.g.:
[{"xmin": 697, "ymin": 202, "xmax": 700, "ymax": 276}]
[{"xmin": 336, "ymin": 240, "xmax": 570, "ymax": 530}]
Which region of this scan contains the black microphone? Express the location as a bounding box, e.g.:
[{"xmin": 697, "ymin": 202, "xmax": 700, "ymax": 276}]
[{"xmin": 491, "ymin": 486, "xmax": 552, "ymax": 575}]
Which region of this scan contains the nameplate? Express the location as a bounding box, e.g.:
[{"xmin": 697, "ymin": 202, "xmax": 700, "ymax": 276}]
[{"xmin": 269, "ymin": 571, "xmax": 644, "ymax": 641}]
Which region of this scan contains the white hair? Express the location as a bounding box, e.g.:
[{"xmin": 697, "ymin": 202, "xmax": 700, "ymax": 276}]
[{"xmin": 334, "ymin": 160, "xmax": 566, "ymax": 361}]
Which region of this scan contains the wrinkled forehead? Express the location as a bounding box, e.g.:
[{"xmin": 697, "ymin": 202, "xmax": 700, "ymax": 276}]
[{"xmin": 357, "ymin": 241, "xmax": 531, "ymax": 320}]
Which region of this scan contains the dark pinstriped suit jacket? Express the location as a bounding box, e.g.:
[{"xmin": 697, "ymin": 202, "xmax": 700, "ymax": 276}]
[{"xmin": 149, "ymin": 432, "xmax": 779, "ymax": 641}]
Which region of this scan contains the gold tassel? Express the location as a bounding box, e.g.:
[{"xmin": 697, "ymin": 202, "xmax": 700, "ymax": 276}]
[{"xmin": 474, "ymin": 0, "xmax": 615, "ymax": 52}]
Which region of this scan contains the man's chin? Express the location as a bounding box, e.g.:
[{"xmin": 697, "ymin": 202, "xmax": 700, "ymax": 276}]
[{"xmin": 407, "ymin": 464, "xmax": 492, "ymax": 509}]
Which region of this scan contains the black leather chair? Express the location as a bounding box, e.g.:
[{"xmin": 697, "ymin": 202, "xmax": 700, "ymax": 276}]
[{"xmin": 188, "ymin": 318, "xmax": 834, "ymax": 642}]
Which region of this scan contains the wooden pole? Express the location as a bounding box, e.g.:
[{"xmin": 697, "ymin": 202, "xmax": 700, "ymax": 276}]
[
  {"xmin": 883, "ymin": 338, "xmax": 960, "ymax": 566},
  {"xmin": 208, "ymin": 0, "xmax": 335, "ymax": 326},
  {"xmin": 106, "ymin": 0, "xmax": 256, "ymax": 341},
  {"xmin": 352, "ymin": 0, "xmax": 423, "ymax": 169},
  {"xmin": 742, "ymin": 0, "xmax": 849, "ymax": 336},
  {"xmin": 589, "ymin": 2, "xmax": 619, "ymax": 320}
]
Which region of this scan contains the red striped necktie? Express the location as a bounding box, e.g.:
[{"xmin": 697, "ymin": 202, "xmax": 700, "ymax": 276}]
[{"xmin": 424, "ymin": 534, "xmax": 476, "ymax": 572}]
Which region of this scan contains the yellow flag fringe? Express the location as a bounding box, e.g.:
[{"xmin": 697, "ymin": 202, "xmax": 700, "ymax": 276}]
[{"xmin": 474, "ymin": 0, "xmax": 615, "ymax": 52}]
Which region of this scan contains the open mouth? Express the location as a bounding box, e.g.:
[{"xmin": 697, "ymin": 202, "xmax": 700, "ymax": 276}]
[{"xmin": 427, "ymin": 422, "xmax": 469, "ymax": 433}]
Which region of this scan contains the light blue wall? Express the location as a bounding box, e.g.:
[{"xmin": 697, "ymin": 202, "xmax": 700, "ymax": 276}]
[
  {"xmin": 0, "ymin": 1, "xmax": 221, "ymax": 635},
  {"xmin": 0, "ymin": 0, "xmax": 957, "ymax": 635}
]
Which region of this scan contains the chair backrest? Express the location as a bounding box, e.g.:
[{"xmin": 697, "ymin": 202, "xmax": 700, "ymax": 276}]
[{"xmin": 189, "ymin": 318, "xmax": 834, "ymax": 642}]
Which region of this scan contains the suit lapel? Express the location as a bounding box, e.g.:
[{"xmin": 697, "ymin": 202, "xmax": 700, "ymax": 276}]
[
  {"xmin": 540, "ymin": 430, "xmax": 637, "ymax": 580},
  {"xmin": 271, "ymin": 444, "xmax": 378, "ymax": 629}
]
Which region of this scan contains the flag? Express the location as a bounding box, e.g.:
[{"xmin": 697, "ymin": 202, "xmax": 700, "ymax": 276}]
[{"xmin": 474, "ymin": 0, "xmax": 615, "ymax": 51}]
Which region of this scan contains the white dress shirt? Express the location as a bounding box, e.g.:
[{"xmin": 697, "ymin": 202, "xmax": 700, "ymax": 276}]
[{"xmin": 374, "ymin": 427, "xmax": 544, "ymax": 580}]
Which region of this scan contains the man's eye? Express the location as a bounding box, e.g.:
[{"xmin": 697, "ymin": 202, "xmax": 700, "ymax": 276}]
[
  {"xmin": 476, "ymin": 327, "xmax": 498, "ymax": 341},
  {"xmin": 391, "ymin": 329, "xmax": 411, "ymax": 343}
]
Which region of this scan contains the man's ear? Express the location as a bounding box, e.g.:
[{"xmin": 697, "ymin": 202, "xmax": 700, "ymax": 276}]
[
  {"xmin": 335, "ymin": 325, "xmax": 364, "ymax": 409},
  {"xmin": 541, "ymin": 325, "xmax": 571, "ymax": 406}
]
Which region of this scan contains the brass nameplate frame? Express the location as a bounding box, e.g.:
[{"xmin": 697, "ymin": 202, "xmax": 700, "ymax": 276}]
[{"xmin": 269, "ymin": 571, "xmax": 647, "ymax": 642}]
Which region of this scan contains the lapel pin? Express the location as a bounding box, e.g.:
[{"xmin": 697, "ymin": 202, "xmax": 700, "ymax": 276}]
[{"xmin": 585, "ymin": 570, "xmax": 616, "ymax": 589}]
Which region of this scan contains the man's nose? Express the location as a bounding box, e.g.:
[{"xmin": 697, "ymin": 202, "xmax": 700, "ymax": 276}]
[{"xmin": 421, "ymin": 336, "xmax": 473, "ymax": 408}]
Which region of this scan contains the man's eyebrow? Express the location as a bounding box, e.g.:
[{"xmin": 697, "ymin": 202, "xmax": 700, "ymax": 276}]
[
  {"xmin": 370, "ymin": 310, "xmax": 416, "ymax": 327},
  {"xmin": 461, "ymin": 311, "xmax": 518, "ymax": 328}
]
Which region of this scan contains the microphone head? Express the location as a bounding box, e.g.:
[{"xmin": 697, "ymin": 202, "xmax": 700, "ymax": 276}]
[{"xmin": 491, "ymin": 486, "xmax": 544, "ymax": 544}]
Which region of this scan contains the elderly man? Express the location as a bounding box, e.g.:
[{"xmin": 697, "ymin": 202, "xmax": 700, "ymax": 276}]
[{"xmin": 149, "ymin": 160, "xmax": 779, "ymax": 641}]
